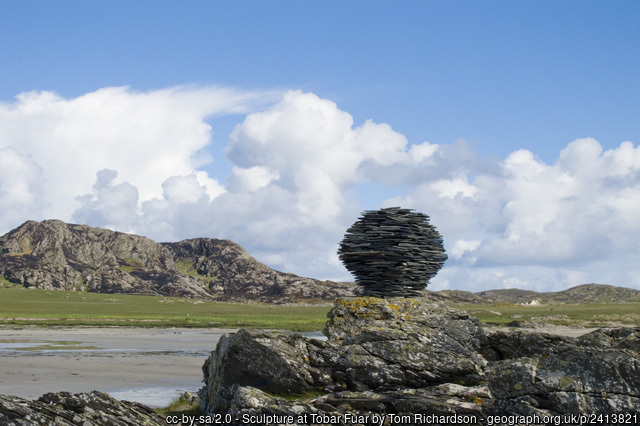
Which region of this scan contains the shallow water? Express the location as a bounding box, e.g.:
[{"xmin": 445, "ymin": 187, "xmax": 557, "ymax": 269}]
[
  {"xmin": 109, "ymin": 385, "xmax": 200, "ymax": 408},
  {"xmin": 0, "ymin": 327, "xmax": 327, "ymax": 407},
  {"xmin": 0, "ymin": 327, "xmax": 232, "ymax": 406},
  {"xmin": 0, "ymin": 339, "xmax": 100, "ymax": 352}
]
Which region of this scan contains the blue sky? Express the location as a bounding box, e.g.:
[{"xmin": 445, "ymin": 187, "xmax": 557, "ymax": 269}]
[{"xmin": 1, "ymin": 1, "xmax": 639, "ymax": 292}]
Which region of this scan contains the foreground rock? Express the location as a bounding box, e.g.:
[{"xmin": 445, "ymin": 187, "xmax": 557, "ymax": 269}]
[
  {"xmin": 0, "ymin": 391, "xmax": 164, "ymax": 426},
  {"xmin": 201, "ymin": 297, "xmax": 640, "ymax": 425},
  {"xmin": 0, "ymin": 219, "xmax": 354, "ymax": 302}
]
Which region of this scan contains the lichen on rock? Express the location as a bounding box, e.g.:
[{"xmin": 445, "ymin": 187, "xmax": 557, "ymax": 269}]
[
  {"xmin": 0, "ymin": 390, "xmax": 165, "ymax": 426},
  {"xmin": 200, "ymin": 297, "xmax": 640, "ymax": 424}
]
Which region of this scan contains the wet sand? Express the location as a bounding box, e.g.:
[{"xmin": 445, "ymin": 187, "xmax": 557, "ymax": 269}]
[
  {"xmin": 0, "ymin": 324, "xmax": 614, "ymax": 407},
  {"xmin": 0, "ymin": 327, "xmax": 236, "ymax": 407}
]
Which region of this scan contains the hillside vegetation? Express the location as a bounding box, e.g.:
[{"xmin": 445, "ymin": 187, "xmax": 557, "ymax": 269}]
[{"xmin": 2, "ymin": 286, "xmax": 639, "ymax": 330}]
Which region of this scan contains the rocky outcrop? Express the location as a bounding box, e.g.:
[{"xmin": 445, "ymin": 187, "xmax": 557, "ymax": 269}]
[
  {"xmin": 436, "ymin": 284, "xmax": 640, "ymax": 305},
  {"xmin": 3, "ymin": 221, "xmax": 636, "ymax": 305},
  {"xmin": 484, "ymin": 328, "xmax": 640, "ymax": 416},
  {"xmin": 163, "ymin": 238, "xmax": 355, "ymax": 302},
  {"xmin": 201, "ymin": 297, "xmax": 640, "ymax": 424},
  {"xmin": 0, "ymin": 220, "xmax": 354, "ymax": 302},
  {"xmin": 0, "ymin": 219, "xmax": 212, "ymax": 299},
  {"xmin": 0, "ymin": 391, "xmax": 164, "ymax": 426}
]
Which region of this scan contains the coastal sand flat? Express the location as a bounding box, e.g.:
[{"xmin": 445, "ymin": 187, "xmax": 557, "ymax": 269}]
[
  {"xmin": 0, "ymin": 324, "xmax": 620, "ymax": 407},
  {"xmin": 0, "ymin": 326, "xmax": 236, "ymax": 406}
]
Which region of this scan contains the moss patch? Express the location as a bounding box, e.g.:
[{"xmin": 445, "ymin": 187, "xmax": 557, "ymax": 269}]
[
  {"xmin": 118, "ymin": 257, "xmax": 144, "ymax": 273},
  {"xmin": 155, "ymin": 394, "xmax": 202, "ymax": 417},
  {"xmin": 0, "ymin": 276, "xmax": 18, "ymax": 288},
  {"xmin": 175, "ymin": 259, "xmax": 218, "ymax": 282}
]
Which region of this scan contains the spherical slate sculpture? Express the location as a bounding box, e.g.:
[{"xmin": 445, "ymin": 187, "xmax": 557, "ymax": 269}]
[{"xmin": 338, "ymin": 207, "xmax": 447, "ymax": 298}]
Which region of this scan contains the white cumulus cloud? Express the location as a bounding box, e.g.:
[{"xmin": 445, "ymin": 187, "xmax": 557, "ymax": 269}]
[
  {"xmin": 72, "ymin": 169, "xmax": 140, "ymax": 233},
  {"xmin": 1, "ymin": 86, "xmax": 639, "ymax": 292},
  {"xmin": 0, "ymin": 85, "xmax": 275, "ymax": 225},
  {"xmin": 0, "ymin": 147, "xmax": 47, "ymax": 231},
  {"xmin": 387, "ymin": 138, "xmax": 640, "ymax": 291},
  {"xmin": 225, "ymin": 90, "xmax": 410, "ymax": 225}
]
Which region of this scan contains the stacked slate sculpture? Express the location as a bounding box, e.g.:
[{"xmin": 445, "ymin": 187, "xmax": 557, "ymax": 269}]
[{"xmin": 338, "ymin": 207, "xmax": 447, "ymax": 298}]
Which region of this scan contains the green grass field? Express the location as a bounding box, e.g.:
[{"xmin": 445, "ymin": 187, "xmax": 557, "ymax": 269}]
[
  {"xmin": 0, "ymin": 287, "xmax": 331, "ymax": 331},
  {"xmin": 1, "ymin": 287, "xmax": 638, "ymax": 330},
  {"xmin": 458, "ymin": 302, "xmax": 640, "ymax": 327}
]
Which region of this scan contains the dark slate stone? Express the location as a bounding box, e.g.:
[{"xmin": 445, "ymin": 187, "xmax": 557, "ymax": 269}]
[{"xmin": 338, "ymin": 207, "xmax": 447, "ymax": 298}]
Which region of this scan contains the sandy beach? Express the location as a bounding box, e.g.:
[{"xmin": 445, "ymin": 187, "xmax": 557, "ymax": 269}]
[
  {"xmin": 0, "ymin": 324, "xmax": 605, "ymax": 408},
  {"xmin": 0, "ymin": 326, "xmax": 236, "ymax": 407}
]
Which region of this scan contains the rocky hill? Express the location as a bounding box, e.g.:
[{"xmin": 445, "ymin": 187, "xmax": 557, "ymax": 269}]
[
  {"xmin": 433, "ymin": 283, "xmax": 640, "ymax": 304},
  {"xmin": 0, "ymin": 220, "xmax": 354, "ymax": 303},
  {"xmin": 2, "ymin": 220, "xmax": 638, "ymax": 305}
]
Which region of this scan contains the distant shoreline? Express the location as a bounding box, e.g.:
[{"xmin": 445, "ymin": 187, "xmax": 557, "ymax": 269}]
[{"xmin": 0, "ymin": 326, "xmax": 236, "ymax": 406}]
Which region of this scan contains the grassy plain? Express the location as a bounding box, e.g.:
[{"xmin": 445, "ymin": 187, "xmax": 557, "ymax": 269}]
[
  {"xmin": 0, "ymin": 287, "xmax": 331, "ymax": 331},
  {"xmin": 458, "ymin": 302, "xmax": 640, "ymax": 327},
  {"xmin": 1, "ymin": 287, "xmax": 638, "ymax": 330}
]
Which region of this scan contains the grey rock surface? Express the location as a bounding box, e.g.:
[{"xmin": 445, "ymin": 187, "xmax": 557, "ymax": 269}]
[
  {"xmin": 485, "ymin": 328, "xmax": 640, "ymax": 416},
  {"xmin": 0, "ymin": 391, "xmax": 164, "ymax": 426},
  {"xmin": 201, "ymin": 297, "xmax": 640, "ymax": 424},
  {"xmin": 0, "ymin": 219, "xmax": 354, "ymax": 302},
  {"xmin": 164, "ymin": 238, "xmax": 354, "ymax": 302}
]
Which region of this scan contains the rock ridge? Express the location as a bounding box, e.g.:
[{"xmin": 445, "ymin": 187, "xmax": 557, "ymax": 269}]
[
  {"xmin": 0, "ymin": 391, "xmax": 165, "ymax": 425},
  {"xmin": 0, "ymin": 219, "xmax": 354, "ymax": 302},
  {"xmin": 2, "ymin": 221, "xmax": 636, "ymax": 305},
  {"xmin": 200, "ymin": 297, "xmax": 640, "ymax": 425}
]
